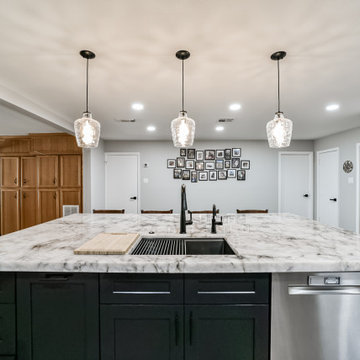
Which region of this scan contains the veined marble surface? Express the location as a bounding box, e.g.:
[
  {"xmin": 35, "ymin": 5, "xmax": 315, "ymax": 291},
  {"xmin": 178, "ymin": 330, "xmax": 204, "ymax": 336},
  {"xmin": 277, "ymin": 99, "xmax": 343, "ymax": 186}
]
[{"xmin": 0, "ymin": 213, "xmax": 360, "ymax": 273}]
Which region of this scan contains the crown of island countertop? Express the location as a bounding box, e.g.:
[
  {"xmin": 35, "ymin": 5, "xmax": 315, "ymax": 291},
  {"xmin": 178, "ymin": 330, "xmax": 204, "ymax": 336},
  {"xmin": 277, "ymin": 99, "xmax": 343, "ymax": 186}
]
[{"xmin": 0, "ymin": 213, "xmax": 359, "ymax": 273}]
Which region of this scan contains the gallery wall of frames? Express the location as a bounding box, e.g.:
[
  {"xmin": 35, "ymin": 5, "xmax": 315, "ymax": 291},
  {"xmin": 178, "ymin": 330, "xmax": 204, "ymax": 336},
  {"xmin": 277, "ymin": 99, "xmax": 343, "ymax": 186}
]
[{"xmin": 167, "ymin": 148, "xmax": 250, "ymax": 182}]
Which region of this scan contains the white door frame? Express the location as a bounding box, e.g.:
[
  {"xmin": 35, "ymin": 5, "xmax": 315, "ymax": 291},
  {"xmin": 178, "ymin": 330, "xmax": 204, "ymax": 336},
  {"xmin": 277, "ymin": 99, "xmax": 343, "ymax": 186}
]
[
  {"xmin": 316, "ymin": 147, "xmax": 339, "ymax": 224},
  {"xmin": 104, "ymin": 152, "xmax": 141, "ymax": 213},
  {"xmin": 356, "ymin": 143, "xmax": 360, "ymax": 233},
  {"xmin": 278, "ymin": 151, "xmax": 314, "ymax": 217}
]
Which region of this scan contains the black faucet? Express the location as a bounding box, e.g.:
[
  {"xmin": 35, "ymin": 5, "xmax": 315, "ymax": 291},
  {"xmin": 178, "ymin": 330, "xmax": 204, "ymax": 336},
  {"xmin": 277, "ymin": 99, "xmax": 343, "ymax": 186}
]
[
  {"xmin": 211, "ymin": 204, "xmax": 223, "ymax": 234},
  {"xmin": 180, "ymin": 184, "xmax": 193, "ymax": 234}
]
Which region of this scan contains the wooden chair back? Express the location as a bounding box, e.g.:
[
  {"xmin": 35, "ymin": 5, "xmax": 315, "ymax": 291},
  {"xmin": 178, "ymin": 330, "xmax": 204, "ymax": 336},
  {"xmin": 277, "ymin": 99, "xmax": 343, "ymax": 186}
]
[
  {"xmin": 236, "ymin": 209, "xmax": 268, "ymax": 214},
  {"xmin": 93, "ymin": 209, "xmax": 125, "ymax": 214},
  {"xmin": 141, "ymin": 210, "xmax": 173, "ymax": 214},
  {"xmin": 191, "ymin": 210, "xmax": 219, "ymax": 214}
]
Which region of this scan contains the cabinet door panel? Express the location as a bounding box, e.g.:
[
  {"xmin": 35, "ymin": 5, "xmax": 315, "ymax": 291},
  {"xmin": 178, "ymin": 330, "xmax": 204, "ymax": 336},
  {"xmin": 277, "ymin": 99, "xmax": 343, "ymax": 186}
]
[
  {"xmin": 21, "ymin": 189, "xmax": 38, "ymax": 229},
  {"xmin": 1, "ymin": 190, "xmax": 20, "ymax": 235},
  {"xmin": 21, "ymin": 157, "xmax": 37, "ymax": 187},
  {"xmin": 17, "ymin": 273, "xmax": 99, "ymax": 360},
  {"xmin": 185, "ymin": 305, "xmax": 269, "ymax": 360},
  {"xmin": 0, "ymin": 305, "xmax": 15, "ymax": 355},
  {"xmin": 37, "ymin": 156, "xmax": 58, "ymax": 187},
  {"xmin": 60, "ymin": 155, "xmax": 81, "ymax": 187},
  {"xmin": 0, "ymin": 274, "xmax": 15, "ymax": 303},
  {"xmin": 38, "ymin": 190, "xmax": 59, "ymax": 223},
  {"xmin": 0, "ymin": 157, "xmax": 19, "ymax": 187},
  {"xmin": 60, "ymin": 189, "xmax": 81, "ymax": 216},
  {"xmin": 101, "ymin": 305, "xmax": 183, "ymax": 360}
]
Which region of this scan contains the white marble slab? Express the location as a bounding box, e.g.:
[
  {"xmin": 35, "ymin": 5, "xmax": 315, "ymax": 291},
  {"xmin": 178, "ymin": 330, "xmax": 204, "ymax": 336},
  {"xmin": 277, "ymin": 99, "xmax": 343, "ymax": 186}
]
[{"xmin": 0, "ymin": 213, "xmax": 360, "ymax": 273}]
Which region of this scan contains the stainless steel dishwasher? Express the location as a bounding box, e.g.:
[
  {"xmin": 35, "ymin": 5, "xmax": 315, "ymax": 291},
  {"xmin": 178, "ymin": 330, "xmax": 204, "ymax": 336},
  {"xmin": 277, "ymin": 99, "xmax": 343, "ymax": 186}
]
[{"xmin": 271, "ymin": 272, "xmax": 360, "ymax": 360}]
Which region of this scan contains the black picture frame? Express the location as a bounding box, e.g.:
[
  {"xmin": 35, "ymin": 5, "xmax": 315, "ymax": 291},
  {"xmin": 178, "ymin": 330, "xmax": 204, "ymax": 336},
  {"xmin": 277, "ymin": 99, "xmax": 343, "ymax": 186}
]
[
  {"xmin": 232, "ymin": 157, "xmax": 240, "ymax": 168},
  {"xmin": 173, "ymin": 169, "xmax": 182, "ymax": 179},
  {"xmin": 167, "ymin": 159, "xmax": 176, "ymax": 168},
  {"xmin": 241, "ymin": 160, "xmax": 250, "ymax": 170},
  {"xmin": 224, "ymin": 149, "xmax": 232, "ymax": 160},
  {"xmin": 205, "ymin": 150, "xmax": 216, "ymax": 160},
  {"xmin": 182, "ymin": 170, "xmax": 190, "ymax": 180},
  {"xmin": 196, "ymin": 150, "xmax": 204, "ymax": 161},
  {"xmin": 225, "ymin": 161, "xmax": 231, "ymax": 169},
  {"xmin": 180, "ymin": 148, "xmax": 186, "ymax": 157},
  {"xmin": 232, "ymin": 148, "xmax": 241, "ymax": 157},
  {"xmin": 195, "ymin": 161, "xmax": 204, "ymax": 171},
  {"xmin": 176, "ymin": 157, "xmax": 185, "ymax": 168},
  {"xmin": 199, "ymin": 171, "xmax": 208, "ymax": 181},
  {"xmin": 191, "ymin": 171, "xmax": 197, "ymax": 183},
  {"xmin": 216, "ymin": 150, "xmax": 224, "ymax": 158},
  {"xmin": 218, "ymin": 170, "xmax": 227, "ymax": 180},
  {"xmin": 186, "ymin": 160, "xmax": 195, "ymax": 169},
  {"xmin": 205, "ymin": 161, "xmax": 215, "ymax": 170},
  {"xmin": 209, "ymin": 170, "xmax": 217, "ymax": 181},
  {"xmin": 237, "ymin": 170, "xmax": 246, "ymax": 181},
  {"xmin": 227, "ymin": 169, "xmax": 236, "ymax": 178},
  {"xmin": 215, "ymin": 159, "xmax": 224, "ymax": 169},
  {"xmin": 187, "ymin": 149, "xmax": 195, "ymax": 159}
]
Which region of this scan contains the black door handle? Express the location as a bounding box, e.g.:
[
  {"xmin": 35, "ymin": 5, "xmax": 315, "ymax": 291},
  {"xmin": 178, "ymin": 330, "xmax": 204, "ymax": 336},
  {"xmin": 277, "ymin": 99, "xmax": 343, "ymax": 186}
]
[
  {"xmin": 303, "ymin": 194, "xmax": 309, "ymax": 198},
  {"xmin": 130, "ymin": 196, "xmax": 137, "ymax": 200},
  {"xmin": 330, "ymin": 198, "xmax": 337, "ymax": 202},
  {"xmin": 189, "ymin": 311, "xmax": 193, "ymax": 346},
  {"xmin": 175, "ymin": 313, "xmax": 179, "ymax": 346}
]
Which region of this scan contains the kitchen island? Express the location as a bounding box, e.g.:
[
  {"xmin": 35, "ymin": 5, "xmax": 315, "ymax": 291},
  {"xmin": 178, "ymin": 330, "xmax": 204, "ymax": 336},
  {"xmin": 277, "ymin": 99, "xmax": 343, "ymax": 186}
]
[{"xmin": 1, "ymin": 213, "xmax": 359, "ymax": 360}]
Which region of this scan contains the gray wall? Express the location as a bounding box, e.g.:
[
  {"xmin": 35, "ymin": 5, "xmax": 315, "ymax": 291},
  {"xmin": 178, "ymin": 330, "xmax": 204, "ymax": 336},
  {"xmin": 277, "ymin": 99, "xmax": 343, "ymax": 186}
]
[
  {"xmin": 104, "ymin": 140, "xmax": 313, "ymax": 214},
  {"xmin": 314, "ymin": 127, "xmax": 360, "ymax": 232}
]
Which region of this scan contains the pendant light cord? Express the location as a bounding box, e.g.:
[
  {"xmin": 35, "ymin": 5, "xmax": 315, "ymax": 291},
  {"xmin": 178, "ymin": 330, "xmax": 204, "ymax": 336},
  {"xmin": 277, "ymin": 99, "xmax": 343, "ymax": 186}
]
[
  {"xmin": 86, "ymin": 58, "xmax": 89, "ymax": 113},
  {"xmin": 277, "ymin": 59, "xmax": 280, "ymax": 113},
  {"xmin": 181, "ymin": 59, "xmax": 185, "ymax": 112}
]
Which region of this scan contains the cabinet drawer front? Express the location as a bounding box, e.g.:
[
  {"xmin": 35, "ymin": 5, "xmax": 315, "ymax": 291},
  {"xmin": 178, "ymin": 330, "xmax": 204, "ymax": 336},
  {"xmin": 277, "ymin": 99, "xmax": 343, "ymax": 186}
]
[
  {"xmin": 0, "ymin": 274, "xmax": 15, "ymax": 304},
  {"xmin": 0, "ymin": 305, "xmax": 16, "ymax": 355},
  {"xmin": 185, "ymin": 274, "xmax": 270, "ymax": 304},
  {"xmin": 100, "ymin": 274, "xmax": 183, "ymax": 304},
  {"xmin": 0, "ymin": 357, "xmax": 15, "ymax": 360}
]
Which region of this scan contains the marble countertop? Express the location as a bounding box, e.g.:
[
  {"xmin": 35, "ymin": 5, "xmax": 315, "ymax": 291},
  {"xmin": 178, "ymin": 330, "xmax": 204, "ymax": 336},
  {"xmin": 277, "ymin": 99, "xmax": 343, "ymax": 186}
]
[{"xmin": 0, "ymin": 213, "xmax": 360, "ymax": 273}]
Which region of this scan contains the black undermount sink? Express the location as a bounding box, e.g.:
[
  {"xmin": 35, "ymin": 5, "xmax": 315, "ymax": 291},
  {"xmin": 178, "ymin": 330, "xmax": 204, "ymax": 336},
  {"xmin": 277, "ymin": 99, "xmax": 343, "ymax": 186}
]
[{"xmin": 130, "ymin": 237, "xmax": 235, "ymax": 255}]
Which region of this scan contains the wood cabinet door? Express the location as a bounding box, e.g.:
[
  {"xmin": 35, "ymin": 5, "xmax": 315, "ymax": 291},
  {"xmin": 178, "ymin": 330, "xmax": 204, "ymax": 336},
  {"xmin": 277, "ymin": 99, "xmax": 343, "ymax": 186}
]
[
  {"xmin": 0, "ymin": 157, "xmax": 19, "ymax": 187},
  {"xmin": 185, "ymin": 305, "xmax": 269, "ymax": 360},
  {"xmin": 101, "ymin": 305, "xmax": 183, "ymax": 360},
  {"xmin": 21, "ymin": 157, "xmax": 37, "ymax": 187},
  {"xmin": 37, "ymin": 156, "xmax": 58, "ymax": 188},
  {"xmin": 17, "ymin": 273, "xmax": 99, "ymax": 360},
  {"xmin": 0, "ymin": 190, "xmax": 20, "ymax": 235},
  {"xmin": 60, "ymin": 155, "xmax": 81, "ymax": 187},
  {"xmin": 38, "ymin": 189, "xmax": 59, "ymax": 223},
  {"xmin": 59, "ymin": 188, "xmax": 81, "ymax": 216},
  {"xmin": 21, "ymin": 189, "xmax": 38, "ymax": 229}
]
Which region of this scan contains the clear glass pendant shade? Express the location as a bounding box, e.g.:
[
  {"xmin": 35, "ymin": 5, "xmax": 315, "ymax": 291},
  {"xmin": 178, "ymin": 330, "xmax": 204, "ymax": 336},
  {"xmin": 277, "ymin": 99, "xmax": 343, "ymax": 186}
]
[
  {"xmin": 171, "ymin": 111, "xmax": 195, "ymax": 147},
  {"xmin": 266, "ymin": 112, "xmax": 293, "ymax": 148},
  {"xmin": 74, "ymin": 112, "xmax": 101, "ymax": 148}
]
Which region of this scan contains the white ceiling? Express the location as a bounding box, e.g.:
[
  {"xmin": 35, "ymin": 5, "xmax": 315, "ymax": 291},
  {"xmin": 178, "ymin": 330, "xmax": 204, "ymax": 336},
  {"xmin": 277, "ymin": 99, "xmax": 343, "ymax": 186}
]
[{"xmin": 1, "ymin": 0, "xmax": 360, "ymax": 140}]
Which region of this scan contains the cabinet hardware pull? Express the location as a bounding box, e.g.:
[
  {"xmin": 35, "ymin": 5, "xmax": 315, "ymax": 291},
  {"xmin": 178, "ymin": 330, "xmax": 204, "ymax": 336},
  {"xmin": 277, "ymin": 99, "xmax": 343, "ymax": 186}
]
[
  {"xmin": 53, "ymin": 193, "xmax": 56, "ymax": 199},
  {"xmin": 175, "ymin": 314, "xmax": 179, "ymax": 346},
  {"xmin": 14, "ymin": 178, "xmax": 17, "ymax": 184},
  {"xmin": 112, "ymin": 291, "xmax": 171, "ymax": 295},
  {"xmin": 23, "ymin": 193, "xmax": 26, "ymax": 199},
  {"xmin": 53, "ymin": 177, "xmax": 56, "ymax": 184},
  {"xmin": 189, "ymin": 311, "xmax": 193, "ymax": 345},
  {"xmin": 14, "ymin": 194, "xmax": 17, "ymax": 199},
  {"xmin": 41, "ymin": 274, "xmax": 72, "ymax": 281},
  {"xmin": 289, "ymin": 286, "xmax": 360, "ymax": 295},
  {"xmin": 23, "ymin": 178, "xmax": 27, "ymax": 184},
  {"xmin": 329, "ymin": 198, "xmax": 337, "ymax": 202},
  {"xmin": 197, "ymin": 290, "xmax": 256, "ymax": 295}
]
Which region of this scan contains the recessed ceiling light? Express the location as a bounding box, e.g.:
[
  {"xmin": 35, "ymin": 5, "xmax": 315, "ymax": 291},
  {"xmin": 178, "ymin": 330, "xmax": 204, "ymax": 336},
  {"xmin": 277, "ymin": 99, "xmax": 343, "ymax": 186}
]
[
  {"xmin": 215, "ymin": 125, "xmax": 224, "ymax": 132},
  {"xmin": 132, "ymin": 103, "xmax": 144, "ymax": 111},
  {"xmin": 147, "ymin": 125, "xmax": 156, "ymax": 132},
  {"xmin": 229, "ymin": 103, "xmax": 241, "ymax": 111},
  {"xmin": 326, "ymin": 104, "xmax": 340, "ymax": 111}
]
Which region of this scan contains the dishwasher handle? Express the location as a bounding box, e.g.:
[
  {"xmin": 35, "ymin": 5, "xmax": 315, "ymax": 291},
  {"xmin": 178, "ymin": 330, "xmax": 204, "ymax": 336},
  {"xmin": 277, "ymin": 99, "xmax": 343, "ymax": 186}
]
[{"xmin": 289, "ymin": 286, "xmax": 360, "ymax": 295}]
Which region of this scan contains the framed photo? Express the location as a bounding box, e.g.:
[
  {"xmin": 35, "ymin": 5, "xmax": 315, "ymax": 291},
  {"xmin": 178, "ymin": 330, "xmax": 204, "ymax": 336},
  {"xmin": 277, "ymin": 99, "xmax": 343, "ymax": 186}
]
[
  {"xmin": 231, "ymin": 157, "xmax": 240, "ymax": 168},
  {"xmin": 232, "ymin": 148, "xmax": 241, "ymax": 157},
  {"xmin": 195, "ymin": 161, "xmax": 204, "ymax": 171},
  {"xmin": 215, "ymin": 159, "xmax": 224, "ymax": 169},
  {"xmin": 186, "ymin": 160, "xmax": 195, "ymax": 169},
  {"xmin": 216, "ymin": 150, "xmax": 224, "ymax": 158},
  {"xmin": 182, "ymin": 170, "xmax": 190, "ymax": 180},
  {"xmin": 199, "ymin": 171, "xmax": 208, "ymax": 181},
  {"xmin": 167, "ymin": 159, "xmax": 176, "ymax": 168},
  {"xmin": 218, "ymin": 170, "xmax": 227, "ymax": 180},
  {"xmin": 196, "ymin": 150, "xmax": 204, "ymax": 161},
  {"xmin": 225, "ymin": 161, "xmax": 231, "ymax": 169},
  {"xmin": 241, "ymin": 160, "xmax": 250, "ymax": 170},
  {"xmin": 180, "ymin": 148, "xmax": 186, "ymax": 157},
  {"xmin": 205, "ymin": 161, "xmax": 215, "ymax": 170},
  {"xmin": 191, "ymin": 171, "xmax": 197, "ymax": 183},
  {"xmin": 209, "ymin": 170, "xmax": 217, "ymax": 181},
  {"xmin": 173, "ymin": 169, "xmax": 182, "ymax": 179},
  {"xmin": 187, "ymin": 148, "xmax": 195, "ymax": 159},
  {"xmin": 227, "ymin": 169, "xmax": 236, "ymax": 178},
  {"xmin": 176, "ymin": 157, "xmax": 185, "ymax": 168},
  {"xmin": 237, "ymin": 170, "xmax": 246, "ymax": 181},
  {"xmin": 224, "ymin": 149, "xmax": 232, "ymax": 160},
  {"xmin": 205, "ymin": 150, "xmax": 216, "ymax": 160}
]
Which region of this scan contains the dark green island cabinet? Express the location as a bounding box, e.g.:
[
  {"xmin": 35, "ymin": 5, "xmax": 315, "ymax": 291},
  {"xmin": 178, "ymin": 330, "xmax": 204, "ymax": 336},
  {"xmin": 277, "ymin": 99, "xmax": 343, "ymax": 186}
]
[{"xmin": 1, "ymin": 272, "xmax": 270, "ymax": 360}]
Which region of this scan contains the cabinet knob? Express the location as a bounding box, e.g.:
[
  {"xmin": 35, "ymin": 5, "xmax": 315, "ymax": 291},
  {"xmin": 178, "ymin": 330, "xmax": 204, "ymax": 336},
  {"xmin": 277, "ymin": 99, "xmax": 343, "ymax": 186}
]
[
  {"xmin": 53, "ymin": 193, "xmax": 57, "ymax": 199},
  {"xmin": 14, "ymin": 178, "xmax": 17, "ymax": 184},
  {"xmin": 53, "ymin": 177, "xmax": 56, "ymax": 184},
  {"xmin": 330, "ymin": 198, "xmax": 337, "ymax": 202},
  {"xmin": 23, "ymin": 193, "xmax": 26, "ymax": 199},
  {"xmin": 23, "ymin": 178, "xmax": 27, "ymax": 184}
]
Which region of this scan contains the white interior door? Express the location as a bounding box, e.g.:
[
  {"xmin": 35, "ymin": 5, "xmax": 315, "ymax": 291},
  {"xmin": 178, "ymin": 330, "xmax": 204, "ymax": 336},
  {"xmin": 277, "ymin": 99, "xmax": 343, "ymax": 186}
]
[
  {"xmin": 279, "ymin": 152, "xmax": 313, "ymax": 218},
  {"xmin": 317, "ymin": 148, "xmax": 339, "ymax": 227},
  {"xmin": 105, "ymin": 153, "xmax": 139, "ymax": 213}
]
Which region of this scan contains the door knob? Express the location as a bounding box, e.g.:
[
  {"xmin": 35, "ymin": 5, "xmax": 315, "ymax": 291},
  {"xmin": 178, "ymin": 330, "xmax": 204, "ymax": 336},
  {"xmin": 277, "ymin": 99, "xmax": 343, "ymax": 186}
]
[
  {"xmin": 130, "ymin": 196, "xmax": 137, "ymax": 200},
  {"xmin": 329, "ymin": 198, "xmax": 337, "ymax": 202},
  {"xmin": 303, "ymin": 194, "xmax": 309, "ymax": 198}
]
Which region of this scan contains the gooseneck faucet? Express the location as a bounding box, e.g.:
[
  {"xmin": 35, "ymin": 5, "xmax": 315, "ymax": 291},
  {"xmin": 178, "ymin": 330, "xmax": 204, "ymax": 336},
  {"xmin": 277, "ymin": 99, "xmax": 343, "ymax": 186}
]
[
  {"xmin": 211, "ymin": 204, "xmax": 223, "ymax": 234},
  {"xmin": 180, "ymin": 184, "xmax": 193, "ymax": 234}
]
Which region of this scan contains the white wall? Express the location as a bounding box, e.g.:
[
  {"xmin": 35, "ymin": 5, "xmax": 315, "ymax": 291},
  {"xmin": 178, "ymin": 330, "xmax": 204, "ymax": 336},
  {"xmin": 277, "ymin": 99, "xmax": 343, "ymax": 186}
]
[
  {"xmin": 104, "ymin": 140, "xmax": 313, "ymax": 213},
  {"xmin": 314, "ymin": 127, "xmax": 360, "ymax": 232}
]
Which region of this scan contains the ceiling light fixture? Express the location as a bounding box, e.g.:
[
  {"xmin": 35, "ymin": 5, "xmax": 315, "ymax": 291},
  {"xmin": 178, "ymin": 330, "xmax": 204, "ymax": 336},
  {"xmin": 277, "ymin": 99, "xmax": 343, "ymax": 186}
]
[
  {"xmin": 147, "ymin": 125, "xmax": 156, "ymax": 132},
  {"xmin": 74, "ymin": 50, "xmax": 100, "ymax": 148},
  {"xmin": 326, "ymin": 104, "xmax": 340, "ymax": 111},
  {"xmin": 215, "ymin": 125, "xmax": 224, "ymax": 132},
  {"xmin": 171, "ymin": 50, "xmax": 195, "ymax": 148},
  {"xmin": 266, "ymin": 51, "xmax": 293, "ymax": 148},
  {"xmin": 132, "ymin": 103, "xmax": 144, "ymax": 111},
  {"xmin": 229, "ymin": 103, "xmax": 241, "ymax": 111}
]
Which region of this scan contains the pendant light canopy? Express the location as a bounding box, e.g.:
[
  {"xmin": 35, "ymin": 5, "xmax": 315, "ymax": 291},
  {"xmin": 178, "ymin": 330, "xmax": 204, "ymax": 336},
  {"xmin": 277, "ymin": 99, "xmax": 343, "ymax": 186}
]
[
  {"xmin": 171, "ymin": 50, "xmax": 195, "ymax": 148},
  {"xmin": 74, "ymin": 50, "xmax": 100, "ymax": 148},
  {"xmin": 266, "ymin": 51, "xmax": 293, "ymax": 148}
]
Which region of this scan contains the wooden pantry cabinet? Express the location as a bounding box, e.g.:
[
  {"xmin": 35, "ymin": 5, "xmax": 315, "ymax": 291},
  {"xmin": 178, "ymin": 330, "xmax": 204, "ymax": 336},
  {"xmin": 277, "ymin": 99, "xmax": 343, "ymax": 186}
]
[{"xmin": 0, "ymin": 133, "xmax": 82, "ymax": 235}]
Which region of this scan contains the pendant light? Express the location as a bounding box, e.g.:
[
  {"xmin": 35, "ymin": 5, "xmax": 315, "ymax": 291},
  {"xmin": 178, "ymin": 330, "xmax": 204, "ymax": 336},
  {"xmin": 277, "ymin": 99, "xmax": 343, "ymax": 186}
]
[
  {"xmin": 171, "ymin": 50, "xmax": 195, "ymax": 148},
  {"xmin": 266, "ymin": 51, "xmax": 293, "ymax": 148},
  {"xmin": 74, "ymin": 50, "xmax": 100, "ymax": 148}
]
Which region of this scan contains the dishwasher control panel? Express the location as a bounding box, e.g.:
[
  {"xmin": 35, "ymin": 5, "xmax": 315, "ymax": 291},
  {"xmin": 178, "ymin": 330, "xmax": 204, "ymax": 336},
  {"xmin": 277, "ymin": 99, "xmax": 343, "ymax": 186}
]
[{"xmin": 308, "ymin": 275, "xmax": 341, "ymax": 286}]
